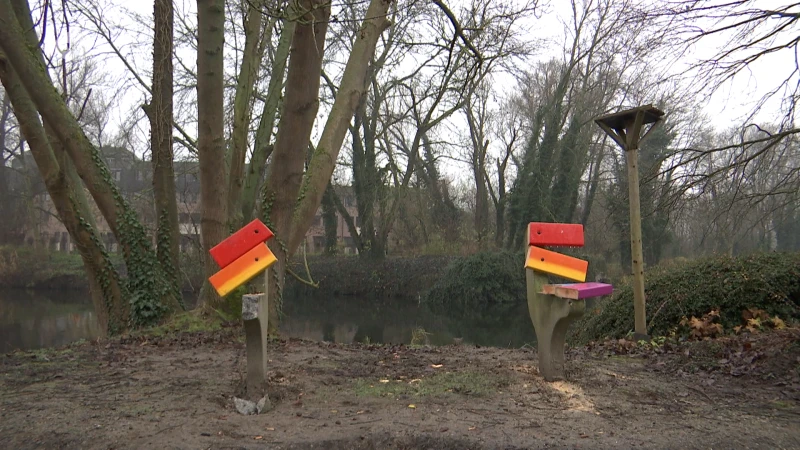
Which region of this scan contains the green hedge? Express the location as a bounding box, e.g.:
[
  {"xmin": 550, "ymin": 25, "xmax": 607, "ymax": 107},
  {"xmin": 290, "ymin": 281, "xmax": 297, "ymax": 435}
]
[
  {"xmin": 423, "ymin": 251, "xmax": 525, "ymax": 315},
  {"xmin": 573, "ymin": 252, "xmax": 800, "ymax": 343}
]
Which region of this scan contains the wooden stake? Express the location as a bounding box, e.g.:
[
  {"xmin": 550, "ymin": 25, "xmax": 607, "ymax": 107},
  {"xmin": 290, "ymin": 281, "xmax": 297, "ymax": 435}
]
[{"xmin": 625, "ymin": 144, "xmax": 647, "ymax": 339}]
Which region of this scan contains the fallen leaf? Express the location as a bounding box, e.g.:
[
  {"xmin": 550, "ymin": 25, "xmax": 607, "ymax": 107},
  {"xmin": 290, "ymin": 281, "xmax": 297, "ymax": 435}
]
[
  {"xmin": 379, "ymin": 379, "xmax": 389, "ymax": 383},
  {"xmin": 254, "ymin": 436, "xmax": 263, "ymax": 440},
  {"xmin": 408, "ymin": 404, "xmax": 416, "ymax": 409}
]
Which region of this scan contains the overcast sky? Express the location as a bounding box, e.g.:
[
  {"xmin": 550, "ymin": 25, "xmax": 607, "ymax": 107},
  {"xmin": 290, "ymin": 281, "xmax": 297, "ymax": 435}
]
[{"xmin": 62, "ymin": 0, "xmax": 794, "ymax": 167}]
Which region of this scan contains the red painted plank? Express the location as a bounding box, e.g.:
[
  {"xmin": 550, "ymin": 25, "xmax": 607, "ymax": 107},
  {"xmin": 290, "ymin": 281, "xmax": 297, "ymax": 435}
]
[
  {"xmin": 210, "ymin": 219, "xmax": 274, "ymax": 269},
  {"xmin": 528, "ymin": 222, "xmax": 584, "ymax": 247},
  {"xmin": 541, "ymin": 282, "xmax": 613, "ymax": 299}
]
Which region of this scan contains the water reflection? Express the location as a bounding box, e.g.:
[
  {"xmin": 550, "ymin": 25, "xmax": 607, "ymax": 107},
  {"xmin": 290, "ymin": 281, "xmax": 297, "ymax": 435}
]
[
  {"xmin": 0, "ymin": 289, "xmax": 538, "ymax": 352},
  {"xmin": 0, "ymin": 289, "xmax": 102, "ymax": 353},
  {"xmin": 279, "ymin": 294, "xmax": 537, "ymax": 348}
]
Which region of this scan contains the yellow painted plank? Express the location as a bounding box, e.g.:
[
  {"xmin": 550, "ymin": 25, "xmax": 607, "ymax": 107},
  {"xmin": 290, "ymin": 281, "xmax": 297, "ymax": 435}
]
[
  {"xmin": 525, "ymin": 246, "xmax": 587, "ymax": 282},
  {"xmin": 209, "ymin": 243, "xmax": 277, "ymax": 296}
]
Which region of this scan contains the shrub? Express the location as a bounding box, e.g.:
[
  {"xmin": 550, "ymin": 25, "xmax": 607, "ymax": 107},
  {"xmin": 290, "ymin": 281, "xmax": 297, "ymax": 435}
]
[
  {"xmin": 573, "ymin": 252, "xmax": 800, "ymax": 343},
  {"xmin": 423, "ymin": 250, "xmax": 526, "ymax": 314}
]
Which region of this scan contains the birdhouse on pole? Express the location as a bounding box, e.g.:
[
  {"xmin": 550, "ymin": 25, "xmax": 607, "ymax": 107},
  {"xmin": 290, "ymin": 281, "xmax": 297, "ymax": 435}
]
[{"xmin": 594, "ymin": 104, "xmax": 665, "ymax": 341}]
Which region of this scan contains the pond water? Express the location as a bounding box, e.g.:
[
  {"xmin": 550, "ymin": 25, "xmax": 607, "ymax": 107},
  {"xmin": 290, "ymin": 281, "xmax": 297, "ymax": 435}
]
[{"xmin": 0, "ymin": 289, "xmax": 537, "ymax": 352}]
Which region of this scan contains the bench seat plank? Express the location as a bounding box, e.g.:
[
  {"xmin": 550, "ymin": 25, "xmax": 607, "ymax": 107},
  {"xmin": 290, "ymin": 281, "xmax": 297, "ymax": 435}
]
[{"xmin": 541, "ymin": 282, "xmax": 613, "ymax": 299}]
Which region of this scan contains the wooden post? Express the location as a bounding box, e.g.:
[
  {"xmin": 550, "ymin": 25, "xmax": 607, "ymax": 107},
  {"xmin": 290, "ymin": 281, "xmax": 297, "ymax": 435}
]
[
  {"xmin": 242, "ymin": 275, "xmax": 269, "ymax": 398},
  {"xmin": 625, "ymin": 127, "xmax": 648, "ymax": 340},
  {"xmin": 595, "ymin": 105, "xmax": 665, "ymax": 341}
]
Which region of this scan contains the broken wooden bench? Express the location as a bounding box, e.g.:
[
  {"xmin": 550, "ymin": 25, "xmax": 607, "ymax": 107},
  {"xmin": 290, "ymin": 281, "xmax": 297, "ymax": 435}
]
[
  {"xmin": 209, "ymin": 219, "xmax": 276, "ymax": 400},
  {"xmin": 525, "ymin": 222, "xmax": 613, "ymax": 381}
]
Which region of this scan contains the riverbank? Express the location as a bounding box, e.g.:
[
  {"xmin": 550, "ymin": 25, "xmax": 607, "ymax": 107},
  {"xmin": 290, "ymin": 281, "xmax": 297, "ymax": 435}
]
[
  {"xmin": 2, "ymin": 326, "xmax": 798, "ymax": 449},
  {"xmin": 0, "ymin": 246, "xmax": 454, "ymax": 299}
]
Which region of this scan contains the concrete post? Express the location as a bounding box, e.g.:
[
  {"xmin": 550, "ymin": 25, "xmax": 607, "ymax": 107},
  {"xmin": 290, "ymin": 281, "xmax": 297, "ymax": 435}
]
[
  {"xmin": 526, "ymin": 269, "xmax": 586, "ymax": 381},
  {"xmin": 241, "ymin": 272, "xmax": 269, "ymax": 397}
]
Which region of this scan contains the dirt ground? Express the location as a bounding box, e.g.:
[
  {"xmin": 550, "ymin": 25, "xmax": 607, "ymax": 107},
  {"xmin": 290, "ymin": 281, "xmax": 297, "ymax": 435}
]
[{"xmin": 1, "ymin": 326, "xmax": 799, "ymax": 450}]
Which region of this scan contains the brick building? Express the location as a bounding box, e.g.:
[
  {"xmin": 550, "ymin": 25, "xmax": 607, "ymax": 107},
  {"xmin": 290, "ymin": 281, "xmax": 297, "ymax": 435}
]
[{"xmin": 9, "ymin": 147, "xmax": 361, "ymax": 255}]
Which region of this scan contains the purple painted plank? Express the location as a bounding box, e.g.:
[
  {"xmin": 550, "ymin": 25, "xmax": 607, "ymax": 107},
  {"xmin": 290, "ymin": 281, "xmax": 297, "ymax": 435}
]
[{"xmin": 542, "ymin": 282, "xmax": 613, "ymax": 299}]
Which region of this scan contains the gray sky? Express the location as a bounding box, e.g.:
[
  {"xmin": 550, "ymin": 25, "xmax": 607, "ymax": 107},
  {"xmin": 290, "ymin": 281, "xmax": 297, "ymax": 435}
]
[{"xmin": 66, "ymin": 0, "xmax": 793, "ymax": 166}]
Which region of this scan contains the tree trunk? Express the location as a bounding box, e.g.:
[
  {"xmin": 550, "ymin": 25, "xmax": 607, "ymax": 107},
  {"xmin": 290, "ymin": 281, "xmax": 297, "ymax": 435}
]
[
  {"xmin": 580, "ymin": 140, "xmax": 604, "ymax": 226},
  {"xmin": 262, "ymin": 0, "xmax": 330, "ymax": 333},
  {"xmin": 0, "ymin": 49, "xmax": 129, "ymax": 334},
  {"xmin": 287, "ymin": 0, "xmax": 393, "ymax": 255},
  {"xmin": 474, "ymin": 156, "xmax": 489, "ymax": 247},
  {"xmin": 321, "ymin": 183, "xmax": 338, "ymax": 256},
  {"xmin": 494, "ymin": 156, "xmax": 508, "ymax": 248},
  {"xmin": 1, "ymin": 0, "xmax": 179, "ymax": 325},
  {"xmin": 243, "ymin": 19, "xmax": 294, "ymax": 222},
  {"xmin": 228, "ymin": 0, "xmax": 265, "ymax": 227},
  {"xmin": 196, "ymin": 0, "xmax": 229, "ymax": 307},
  {"xmin": 146, "ymin": 0, "xmax": 182, "ymax": 306}
]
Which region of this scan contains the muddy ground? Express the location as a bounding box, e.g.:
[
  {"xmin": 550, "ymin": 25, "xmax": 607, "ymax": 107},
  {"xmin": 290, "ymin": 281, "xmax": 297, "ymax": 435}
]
[{"xmin": 1, "ymin": 326, "xmax": 799, "ymax": 450}]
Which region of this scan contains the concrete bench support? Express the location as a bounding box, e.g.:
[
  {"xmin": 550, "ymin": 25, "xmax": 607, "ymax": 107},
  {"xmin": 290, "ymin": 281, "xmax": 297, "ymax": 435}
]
[
  {"xmin": 526, "ymin": 270, "xmax": 586, "ymax": 381},
  {"xmin": 242, "ymin": 278, "xmax": 269, "ymax": 397}
]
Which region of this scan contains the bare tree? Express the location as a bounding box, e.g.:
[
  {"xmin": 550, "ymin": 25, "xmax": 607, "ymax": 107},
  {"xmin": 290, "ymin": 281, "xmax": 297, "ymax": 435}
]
[
  {"xmin": 0, "ymin": 0, "xmax": 183, "ymax": 328},
  {"xmin": 144, "ymin": 0, "xmax": 182, "ymax": 305},
  {"xmin": 196, "ymin": 0, "xmax": 228, "ymax": 307},
  {"xmin": 647, "ymin": 1, "xmax": 800, "ymax": 131}
]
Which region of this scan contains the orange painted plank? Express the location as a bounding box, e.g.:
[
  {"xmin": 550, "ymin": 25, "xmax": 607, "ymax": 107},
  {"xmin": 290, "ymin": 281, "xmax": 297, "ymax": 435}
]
[
  {"xmin": 209, "ymin": 243, "xmax": 277, "ymax": 297},
  {"xmin": 210, "ymin": 219, "xmax": 274, "ymax": 269},
  {"xmin": 525, "ymin": 246, "xmax": 587, "ymax": 282},
  {"xmin": 528, "ymin": 222, "xmax": 584, "ymax": 247}
]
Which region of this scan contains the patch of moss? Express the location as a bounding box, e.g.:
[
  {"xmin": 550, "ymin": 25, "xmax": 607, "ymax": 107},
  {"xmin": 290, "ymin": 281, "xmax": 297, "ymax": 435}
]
[
  {"xmin": 353, "ymin": 371, "xmax": 503, "ymax": 398},
  {"xmin": 144, "ymin": 310, "xmax": 222, "ymax": 336}
]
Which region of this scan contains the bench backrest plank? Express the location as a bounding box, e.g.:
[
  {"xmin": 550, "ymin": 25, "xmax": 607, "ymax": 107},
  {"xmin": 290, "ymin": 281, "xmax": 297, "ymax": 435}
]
[
  {"xmin": 525, "ymin": 246, "xmax": 588, "ymax": 282},
  {"xmin": 528, "ymin": 222, "xmax": 585, "ymax": 247},
  {"xmin": 210, "ymin": 219, "xmax": 274, "ymax": 268}
]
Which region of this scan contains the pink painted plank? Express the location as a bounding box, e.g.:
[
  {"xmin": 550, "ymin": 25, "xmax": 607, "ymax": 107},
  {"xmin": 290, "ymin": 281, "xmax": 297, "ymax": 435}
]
[
  {"xmin": 209, "ymin": 219, "xmax": 274, "ymax": 269},
  {"xmin": 541, "ymin": 282, "xmax": 613, "ymax": 300},
  {"xmin": 528, "ymin": 222, "xmax": 584, "ymax": 247}
]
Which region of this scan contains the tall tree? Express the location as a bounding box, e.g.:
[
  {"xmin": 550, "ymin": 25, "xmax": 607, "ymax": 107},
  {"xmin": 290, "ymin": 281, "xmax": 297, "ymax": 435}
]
[
  {"xmin": 196, "ymin": 0, "xmax": 229, "ymax": 307},
  {"xmin": 259, "ymin": 0, "xmax": 392, "ymax": 332},
  {"xmin": 463, "ymin": 82, "xmax": 492, "ymax": 247},
  {"xmin": 0, "ymin": 0, "xmax": 180, "ymax": 328},
  {"xmin": 227, "ymin": 0, "xmax": 266, "ymax": 227},
  {"xmin": 144, "ymin": 0, "xmax": 182, "ymax": 306}
]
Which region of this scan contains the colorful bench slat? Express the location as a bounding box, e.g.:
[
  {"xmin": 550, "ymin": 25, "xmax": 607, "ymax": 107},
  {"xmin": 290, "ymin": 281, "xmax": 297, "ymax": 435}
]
[
  {"xmin": 528, "ymin": 222, "xmax": 584, "ymax": 247},
  {"xmin": 210, "ymin": 219, "xmax": 274, "ymax": 269},
  {"xmin": 209, "ymin": 243, "xmax": 277, "ymax": 297},
  {"xmin": 525, "ymin": 246, "xmax": 588, "ymax": 282},
  {"xmin": 541, "ymin": 282, "xmax": 613, "ymax": 299}
]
